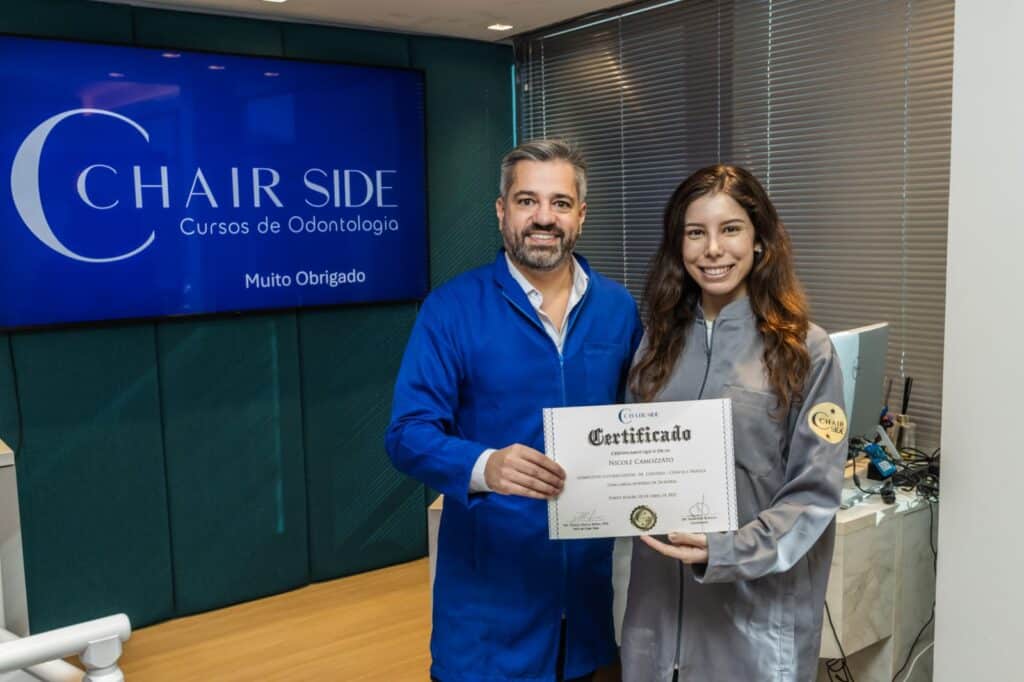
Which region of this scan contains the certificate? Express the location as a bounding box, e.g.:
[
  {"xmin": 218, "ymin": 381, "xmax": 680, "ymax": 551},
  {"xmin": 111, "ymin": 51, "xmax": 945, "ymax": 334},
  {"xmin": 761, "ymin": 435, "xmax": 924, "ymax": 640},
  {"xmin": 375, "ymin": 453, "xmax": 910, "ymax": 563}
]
[{"xmin": 545, "ymin": 400, "xmax": 738, "ymax": 539}]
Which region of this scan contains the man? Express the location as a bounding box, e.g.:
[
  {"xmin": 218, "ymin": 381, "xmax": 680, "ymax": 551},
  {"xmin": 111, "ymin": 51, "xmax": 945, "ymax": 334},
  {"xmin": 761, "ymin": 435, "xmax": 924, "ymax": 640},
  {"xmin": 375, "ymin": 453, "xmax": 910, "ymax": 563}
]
[{"xmin": 386, "ymin": 139, "xmax": 642, "ymax": 682}]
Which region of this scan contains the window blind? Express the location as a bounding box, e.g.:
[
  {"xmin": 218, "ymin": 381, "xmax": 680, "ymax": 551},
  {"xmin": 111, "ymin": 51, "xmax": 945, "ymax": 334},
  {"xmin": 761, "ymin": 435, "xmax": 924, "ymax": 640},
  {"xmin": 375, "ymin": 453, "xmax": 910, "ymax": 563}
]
[{"xmin": 516, "ymin": 0, "xmax": 953, "ymax": 448}]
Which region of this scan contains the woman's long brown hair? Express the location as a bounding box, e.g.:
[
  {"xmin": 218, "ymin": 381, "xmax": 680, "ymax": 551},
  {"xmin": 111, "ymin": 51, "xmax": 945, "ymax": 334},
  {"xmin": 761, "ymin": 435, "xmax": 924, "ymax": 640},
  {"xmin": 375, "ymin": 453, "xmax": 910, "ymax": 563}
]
[{"xmin": 629, "ymin": 165, "xmax": 811, "ymax": 414}]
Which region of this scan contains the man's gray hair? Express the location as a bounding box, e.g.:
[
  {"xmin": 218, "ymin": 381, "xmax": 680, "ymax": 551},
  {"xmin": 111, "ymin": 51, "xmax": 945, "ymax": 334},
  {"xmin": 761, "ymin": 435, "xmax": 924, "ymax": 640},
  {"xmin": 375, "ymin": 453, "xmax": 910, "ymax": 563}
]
[{"xmin": 499, "ymin": 139, "xmax": 588, "ymax": 202}]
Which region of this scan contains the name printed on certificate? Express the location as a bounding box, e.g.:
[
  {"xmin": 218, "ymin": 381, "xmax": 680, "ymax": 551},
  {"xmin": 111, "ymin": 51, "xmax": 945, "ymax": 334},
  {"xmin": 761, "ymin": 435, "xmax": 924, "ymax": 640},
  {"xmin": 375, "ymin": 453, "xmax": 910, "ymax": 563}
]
[{"xmin": 545, "ymin": 400, "xmax": 738, "ymax": 540}]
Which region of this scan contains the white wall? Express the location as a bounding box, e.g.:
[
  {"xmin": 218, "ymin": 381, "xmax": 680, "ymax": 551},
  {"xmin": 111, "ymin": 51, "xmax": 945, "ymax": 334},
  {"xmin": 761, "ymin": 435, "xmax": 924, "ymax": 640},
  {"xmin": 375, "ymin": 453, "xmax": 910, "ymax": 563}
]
[{"xmin": 934, "ymin": 2, "xmax": 1024, "ymax": 679}]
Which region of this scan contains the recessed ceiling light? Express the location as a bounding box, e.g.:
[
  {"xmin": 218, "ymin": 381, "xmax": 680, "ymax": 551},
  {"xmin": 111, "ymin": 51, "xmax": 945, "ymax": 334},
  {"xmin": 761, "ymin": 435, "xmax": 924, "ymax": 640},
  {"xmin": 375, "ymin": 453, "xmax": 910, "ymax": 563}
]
[
  {"xmin": 262, "ymin": 0, "xmax": 289, "ymax": 3},
  {"xmin": 264, "ymin": 72, "xmax": 280, "ymax": 77},
  {"xmin": 109, "ymin": 72, "xmax": 125, "ymax": 78},
  {"xmin": 162, "ymin": 52, "xmax": 181, "ymax": 59},
  {"xmin": 488, "ymin": 24, "xmax": 514, "ymax": 32},
  {"xmin": 208, "ymin": 65, "xmax": 226, "ymax": 71}
]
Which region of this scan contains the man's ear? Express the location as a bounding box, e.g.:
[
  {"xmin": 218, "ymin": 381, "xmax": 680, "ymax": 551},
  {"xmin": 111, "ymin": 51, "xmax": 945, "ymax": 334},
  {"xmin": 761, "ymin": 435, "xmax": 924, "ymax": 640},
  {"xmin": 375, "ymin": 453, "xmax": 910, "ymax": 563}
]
[
  {"xmin": 495, "ymin": 196, "xmax": 505, "ymax": 227},
  {"xmin": 578, "ymin": 201, "xmax": 587, "ymax": 233}
]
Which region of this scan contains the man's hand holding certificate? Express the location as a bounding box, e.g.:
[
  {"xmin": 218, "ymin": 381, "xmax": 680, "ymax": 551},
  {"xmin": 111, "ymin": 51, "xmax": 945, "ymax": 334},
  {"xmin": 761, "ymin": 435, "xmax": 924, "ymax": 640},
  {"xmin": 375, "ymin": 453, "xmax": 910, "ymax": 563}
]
[{"xmin": 545, "ymin": 400, "xmax": 738, "ymax": 539}]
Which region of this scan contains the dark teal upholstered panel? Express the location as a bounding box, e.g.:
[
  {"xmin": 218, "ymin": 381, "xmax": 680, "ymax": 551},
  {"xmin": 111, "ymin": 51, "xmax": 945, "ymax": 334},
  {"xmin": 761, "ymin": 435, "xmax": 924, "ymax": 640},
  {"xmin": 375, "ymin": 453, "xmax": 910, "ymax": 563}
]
[
  {"xmin": 281, "ymin": 23, "xmax": 411, "ymax": 67},
  {"xmin": 0, "ymin": 0, "xmax": 512, "ymax": 630},
  {"xmin": 132, "ymin": 8, "xmax": 283, "ymax": 56},
  {"xmin": 156, "ymin": 315, "xmax": 308, "ymax": 615},
  {"xmin": 0, "ymin": 0, "xmax": 132, "ymax": 43},
  {"xmin": 10, "ymin": 327, "xmax": 173, "ymax": 632},
  {"xmin": 299, "ymin": 305, "xmax": 422, "ymax": 580},
  {"xmin": 410, "ymin": 38, "xmax": 513, "ymax": 287}
]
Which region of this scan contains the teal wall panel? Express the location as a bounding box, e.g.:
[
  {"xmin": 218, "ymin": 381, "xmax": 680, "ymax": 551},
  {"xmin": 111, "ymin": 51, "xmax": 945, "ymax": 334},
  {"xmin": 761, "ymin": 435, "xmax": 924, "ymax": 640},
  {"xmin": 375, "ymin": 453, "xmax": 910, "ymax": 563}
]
[
  {"xmin": 300, "ymin": 305, "xmax": 422, "ymax": 580},
  {"xmin": 281, "ymin": 23, "xmax": 410, "ymax": 67},
  {"xmin": 157, "ymin": 315, "xmax": 308, "ymax": 615},
  {"xmin": 1, "ymin": 0, "xmax": 513, "ymax": 630},
  {"xmin": 410, "ymin": 38, "xmax": 513, "ymax": 286},
  {"xmin": 133, "ymin": 8, "xmax": 283, "ymax": 56},
  {"xmin": 0, "ymin": 0, "xmax": 132, "ymax": 42},
  {"xmin": 11, "ymin": 326, "xmax": 173, "ymax": 631}
]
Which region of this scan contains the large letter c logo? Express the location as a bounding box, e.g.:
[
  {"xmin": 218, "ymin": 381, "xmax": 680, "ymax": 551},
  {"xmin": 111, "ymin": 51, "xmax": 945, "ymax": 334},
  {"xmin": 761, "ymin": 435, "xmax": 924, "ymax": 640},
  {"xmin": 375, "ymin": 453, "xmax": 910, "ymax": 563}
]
[{"xmin": 10, "ymin": 108, "xmax": 155, "ymax": 263}]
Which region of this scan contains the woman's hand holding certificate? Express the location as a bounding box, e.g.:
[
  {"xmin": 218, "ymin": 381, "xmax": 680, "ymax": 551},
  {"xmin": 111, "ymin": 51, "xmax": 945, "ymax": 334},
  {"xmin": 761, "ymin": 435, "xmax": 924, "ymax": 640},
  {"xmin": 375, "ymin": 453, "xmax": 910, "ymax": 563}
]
[
  {"xmin": 640, "ymin": 531, "xmax": 710, "ymax": 564},
  {"xmin": 544, "ymin": 399, "xmax": 738, "ymax": 539}
]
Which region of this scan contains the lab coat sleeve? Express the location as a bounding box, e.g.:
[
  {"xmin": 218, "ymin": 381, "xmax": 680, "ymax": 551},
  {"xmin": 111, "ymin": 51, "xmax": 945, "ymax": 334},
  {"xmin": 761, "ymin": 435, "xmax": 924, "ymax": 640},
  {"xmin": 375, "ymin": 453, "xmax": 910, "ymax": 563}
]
[
  {"xmin": 384, "ymin": 291, "xmax": 491, "ymax": 508},
  {"xmin": 694, "ymin": 330, "xmax": 847, "ymax": 583}
]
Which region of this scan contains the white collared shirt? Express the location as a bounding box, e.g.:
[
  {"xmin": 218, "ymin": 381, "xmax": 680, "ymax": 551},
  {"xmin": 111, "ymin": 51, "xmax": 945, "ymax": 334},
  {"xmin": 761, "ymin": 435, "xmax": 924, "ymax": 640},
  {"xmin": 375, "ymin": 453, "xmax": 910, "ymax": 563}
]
[
  {"xmin": 469, "ymin": 254, "xmax": 590, "ymax": 493},
  {"xmin": 503, "ymin": 252, "xmax": 589, "ymax": 353}
]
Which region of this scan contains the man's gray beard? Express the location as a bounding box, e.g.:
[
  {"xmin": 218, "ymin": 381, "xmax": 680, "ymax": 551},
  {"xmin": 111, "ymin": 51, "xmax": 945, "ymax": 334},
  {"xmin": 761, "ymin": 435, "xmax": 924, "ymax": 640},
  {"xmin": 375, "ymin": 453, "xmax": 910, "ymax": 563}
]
[{"xmin": 503, "ymin": 227, "xmax": 577, "ymax": 271}]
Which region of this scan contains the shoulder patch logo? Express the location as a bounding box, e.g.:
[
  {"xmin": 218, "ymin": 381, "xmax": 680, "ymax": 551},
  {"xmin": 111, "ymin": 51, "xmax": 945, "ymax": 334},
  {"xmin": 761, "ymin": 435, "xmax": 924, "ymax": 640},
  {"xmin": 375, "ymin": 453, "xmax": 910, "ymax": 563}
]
[{"xmin": 808, "ymin": 402, "xmax": 848, "ymax": 444}]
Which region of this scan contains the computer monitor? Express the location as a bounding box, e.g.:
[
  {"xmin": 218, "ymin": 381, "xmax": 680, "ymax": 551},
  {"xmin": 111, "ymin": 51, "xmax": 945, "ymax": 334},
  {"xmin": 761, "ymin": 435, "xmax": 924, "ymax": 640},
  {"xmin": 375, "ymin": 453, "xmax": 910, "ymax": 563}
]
[{"xmin": 829, "ymin": 322, "xmax": 889, "ymax": 441}]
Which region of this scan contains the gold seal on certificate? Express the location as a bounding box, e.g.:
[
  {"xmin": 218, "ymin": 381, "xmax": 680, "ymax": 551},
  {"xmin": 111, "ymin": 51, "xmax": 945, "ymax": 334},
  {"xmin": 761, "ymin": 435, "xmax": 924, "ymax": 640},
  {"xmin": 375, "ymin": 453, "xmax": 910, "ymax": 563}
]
[
  {"xmin": 629, "ymin": 505, "xmax": 657, "ymax": 531},
  {"xmin": 544, "ymin": 400, "xmax": 738, "ymax": 539}
]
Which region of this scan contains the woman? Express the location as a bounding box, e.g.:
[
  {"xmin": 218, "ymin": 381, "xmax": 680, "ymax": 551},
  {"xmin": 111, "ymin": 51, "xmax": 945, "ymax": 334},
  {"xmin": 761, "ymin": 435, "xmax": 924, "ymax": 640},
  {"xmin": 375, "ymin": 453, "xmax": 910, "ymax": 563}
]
[{"xmin": 620, "ymin": 165, "xmax": 847, "ymax": 682}]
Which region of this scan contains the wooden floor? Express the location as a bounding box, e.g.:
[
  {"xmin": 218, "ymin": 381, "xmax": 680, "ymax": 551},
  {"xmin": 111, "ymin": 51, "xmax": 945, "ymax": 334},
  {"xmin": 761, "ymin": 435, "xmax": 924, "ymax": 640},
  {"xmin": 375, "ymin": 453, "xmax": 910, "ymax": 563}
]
[{"xmin": 119, "ymin": 559, "xmax": 432, "ymax": 681}]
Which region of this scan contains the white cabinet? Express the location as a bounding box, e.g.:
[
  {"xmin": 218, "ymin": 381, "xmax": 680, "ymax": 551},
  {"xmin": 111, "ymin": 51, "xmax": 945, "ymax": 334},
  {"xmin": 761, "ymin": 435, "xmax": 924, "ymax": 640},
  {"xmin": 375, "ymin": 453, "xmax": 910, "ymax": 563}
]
[
  {"xmin": 0, "ymin": 438, "xmax": 28, "ymax": 637},
  {"xmin": 816, "ymin": 483, "xmax": 937, "ymax": 681}
]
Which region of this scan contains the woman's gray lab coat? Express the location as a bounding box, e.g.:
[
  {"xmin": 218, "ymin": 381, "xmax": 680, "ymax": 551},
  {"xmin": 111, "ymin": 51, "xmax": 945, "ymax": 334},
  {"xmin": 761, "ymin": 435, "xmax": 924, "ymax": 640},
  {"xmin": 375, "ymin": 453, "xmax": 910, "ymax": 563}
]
[{"xmin": 621, "ymin": 296, "xmax": 847, "ymax": 682}]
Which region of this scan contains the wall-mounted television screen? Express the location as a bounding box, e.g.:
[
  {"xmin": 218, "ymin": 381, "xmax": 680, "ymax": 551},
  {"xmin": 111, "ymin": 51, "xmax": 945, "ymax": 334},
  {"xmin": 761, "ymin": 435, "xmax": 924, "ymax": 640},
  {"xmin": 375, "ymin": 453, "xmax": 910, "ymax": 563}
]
[{"xmin": 0, "ymin": 35, "xmax": 428, "ymax": 329}]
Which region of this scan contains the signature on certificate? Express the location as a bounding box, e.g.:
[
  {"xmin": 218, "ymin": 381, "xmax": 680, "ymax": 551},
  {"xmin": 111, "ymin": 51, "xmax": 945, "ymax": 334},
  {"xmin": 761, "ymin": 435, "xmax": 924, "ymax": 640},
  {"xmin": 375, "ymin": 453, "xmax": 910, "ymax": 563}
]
[
  {"xmin": 569, "ymin": 510, "xmax": 608, "ymax": 526},
  {"xmin": 687, "ymin": 494, "xmax": 713, "ymax": 523}
]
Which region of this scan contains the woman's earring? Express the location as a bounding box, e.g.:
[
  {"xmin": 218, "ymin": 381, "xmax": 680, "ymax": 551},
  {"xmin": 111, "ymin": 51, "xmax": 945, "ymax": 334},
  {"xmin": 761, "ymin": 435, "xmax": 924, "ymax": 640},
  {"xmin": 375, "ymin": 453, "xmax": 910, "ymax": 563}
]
[{"xmin": 753, "ymin": 245, "xmax": 764, "ymax": 257}]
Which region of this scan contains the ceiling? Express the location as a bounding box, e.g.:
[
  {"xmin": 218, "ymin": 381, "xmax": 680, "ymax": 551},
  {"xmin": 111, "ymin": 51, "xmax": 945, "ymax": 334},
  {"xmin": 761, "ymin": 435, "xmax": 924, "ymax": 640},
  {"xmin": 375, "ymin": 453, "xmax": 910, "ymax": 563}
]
[{"xmin": 95, "ymin": 0, "xmax": 628, "ymax": 43}]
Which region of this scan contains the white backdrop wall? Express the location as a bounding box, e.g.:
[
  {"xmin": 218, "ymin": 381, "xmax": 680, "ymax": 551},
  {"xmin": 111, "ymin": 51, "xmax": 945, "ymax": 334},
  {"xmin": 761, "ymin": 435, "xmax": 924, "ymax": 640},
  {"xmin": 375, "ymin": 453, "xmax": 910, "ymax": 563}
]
[{"xmin": 934, "ymin": 2, "xmax": 1024, "ymax": 679}]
